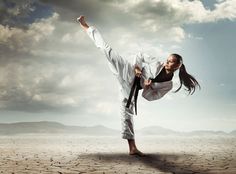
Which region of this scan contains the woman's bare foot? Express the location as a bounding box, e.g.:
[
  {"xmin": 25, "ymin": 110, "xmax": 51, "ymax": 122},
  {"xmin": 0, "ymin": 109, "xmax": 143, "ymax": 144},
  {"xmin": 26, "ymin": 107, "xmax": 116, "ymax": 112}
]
[
  {"xmin": 129, "ymin": 148, "xmax": 146, "ymax": 157},
  {"xmin": 77, "ymin": 15, "xmax": 89, "ymax": 30}
]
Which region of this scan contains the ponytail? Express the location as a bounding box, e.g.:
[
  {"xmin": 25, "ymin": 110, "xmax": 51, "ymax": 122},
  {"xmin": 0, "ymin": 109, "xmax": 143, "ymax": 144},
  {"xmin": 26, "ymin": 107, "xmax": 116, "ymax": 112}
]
[
  {"xmin": 174, "ymin": 63, "xmax": 201, "ymax": 94},
  {"xmin": 170, "ymin": 53, "xmax": 201, "ymax": 95}
]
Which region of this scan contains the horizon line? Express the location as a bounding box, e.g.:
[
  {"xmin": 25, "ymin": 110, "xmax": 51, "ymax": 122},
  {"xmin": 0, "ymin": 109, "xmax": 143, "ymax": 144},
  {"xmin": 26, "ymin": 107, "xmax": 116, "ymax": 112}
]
[{"xmin": 0, "ymin": 120, "xmax": 235, "ymax": 133}]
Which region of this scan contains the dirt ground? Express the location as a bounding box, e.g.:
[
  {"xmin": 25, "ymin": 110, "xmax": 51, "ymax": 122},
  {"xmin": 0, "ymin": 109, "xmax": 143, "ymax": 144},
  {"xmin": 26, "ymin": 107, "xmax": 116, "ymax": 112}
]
[{"xmin": 0, "ymin": 134, "xmax": 235, "ymax": 174}]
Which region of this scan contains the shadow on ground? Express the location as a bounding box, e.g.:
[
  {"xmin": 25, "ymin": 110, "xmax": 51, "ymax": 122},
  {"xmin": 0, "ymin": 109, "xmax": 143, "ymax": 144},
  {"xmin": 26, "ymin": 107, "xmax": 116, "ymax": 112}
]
[{"xmin": 80, "ymin": 152, "xmax": 211, "ymax": 174}]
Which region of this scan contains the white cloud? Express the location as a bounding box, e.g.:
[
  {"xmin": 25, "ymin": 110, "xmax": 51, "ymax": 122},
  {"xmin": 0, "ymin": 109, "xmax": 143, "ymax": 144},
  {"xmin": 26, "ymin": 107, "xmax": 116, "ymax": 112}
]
[
  {"xmin": 209, "ymin": 0, "xmax": 236, "ymax": 21},
  {"xmin": 7, "ymin": 1, "xmax": 35, "ymax": 16},
  {"xmin": 0, "ymin": 12, "xmax": 59, "ymax": 52},
  {"xmin": 115, "ymin": 0, "xmax": 236, "ymax": 23},
  {"xmin": 90, "ymin": 101, "xmax": 117, "ymax": 115},
  {"xmin": 32, "ymin": 94, "xmax": 42, "ymax": 101},
  {"xmin": 61, "ymin": 29, "xmax": 87, "ymax": 44},
  {"xmin": 34, "ymin": 0, "xmax": 236, "ymax": 47},
  {"xmin": 105, "ymin": 0, "xmax": 236, "ymax": 42},
  {"xmin": 187, "ymin": 33, "xmax": 203, "ymax": 40}
]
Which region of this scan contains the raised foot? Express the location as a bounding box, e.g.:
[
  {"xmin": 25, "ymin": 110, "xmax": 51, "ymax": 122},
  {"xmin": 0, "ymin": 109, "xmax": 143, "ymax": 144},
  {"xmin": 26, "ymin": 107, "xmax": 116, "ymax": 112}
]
[{"xmin": 76, "ymin": 15, "xmax": 84, "ymax": 23}]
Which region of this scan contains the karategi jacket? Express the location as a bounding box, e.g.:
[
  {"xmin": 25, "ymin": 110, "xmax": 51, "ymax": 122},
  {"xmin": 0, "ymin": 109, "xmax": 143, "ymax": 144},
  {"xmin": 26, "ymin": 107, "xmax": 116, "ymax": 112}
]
[{"xmin": 133, "ymin": 52, "xmax": 173, "ymax": 101}]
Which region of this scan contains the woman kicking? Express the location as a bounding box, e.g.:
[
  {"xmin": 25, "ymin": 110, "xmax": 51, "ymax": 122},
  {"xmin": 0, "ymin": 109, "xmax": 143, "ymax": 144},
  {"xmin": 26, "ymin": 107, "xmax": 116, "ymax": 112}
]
[{"xmin": 77, "ymin": 15, "xmax": 200, "ymax": 156}]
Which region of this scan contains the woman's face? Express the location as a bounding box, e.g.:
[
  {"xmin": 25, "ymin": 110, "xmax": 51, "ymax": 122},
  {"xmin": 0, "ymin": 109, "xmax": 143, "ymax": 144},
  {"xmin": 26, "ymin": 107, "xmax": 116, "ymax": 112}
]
[{"xmin": 164, "ymin": 55, "xmax": 181, "ymax": 72}]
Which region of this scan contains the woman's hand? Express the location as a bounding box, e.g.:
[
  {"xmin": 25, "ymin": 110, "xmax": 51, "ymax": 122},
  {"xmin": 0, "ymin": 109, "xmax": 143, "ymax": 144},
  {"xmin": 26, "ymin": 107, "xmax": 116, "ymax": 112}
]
[
  {"xmin": 144, "ymin": 79, "xmax": 152, "ymax": 88},
  {"xmin": 77, "ymin": 15, "xmax": 89, "ymax": 30},
  {"xmin": 134, "ymin": 66, "xmax": 142, "ymax": 77}
]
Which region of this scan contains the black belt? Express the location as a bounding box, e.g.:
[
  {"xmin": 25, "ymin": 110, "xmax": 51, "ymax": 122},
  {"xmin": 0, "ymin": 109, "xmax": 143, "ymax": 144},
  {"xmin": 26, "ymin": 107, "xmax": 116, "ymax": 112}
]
[{"xmin": 125, "ymin": 76, "xmax": 142, "ymax": 115}]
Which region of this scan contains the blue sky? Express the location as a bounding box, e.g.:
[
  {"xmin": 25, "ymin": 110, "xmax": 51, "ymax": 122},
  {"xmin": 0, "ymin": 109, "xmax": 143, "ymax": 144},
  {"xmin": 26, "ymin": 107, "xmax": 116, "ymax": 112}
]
[{"xmin": 0, "ymin": 0, "xmax": 235, "ymax": 132}]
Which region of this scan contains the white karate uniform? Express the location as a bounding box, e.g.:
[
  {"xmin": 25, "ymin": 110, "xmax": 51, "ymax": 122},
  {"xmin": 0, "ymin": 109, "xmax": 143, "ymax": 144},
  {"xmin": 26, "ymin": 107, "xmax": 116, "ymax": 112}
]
[{"xmin": 86, "ymin": 26, "xmax": 173, "ymax": 139}]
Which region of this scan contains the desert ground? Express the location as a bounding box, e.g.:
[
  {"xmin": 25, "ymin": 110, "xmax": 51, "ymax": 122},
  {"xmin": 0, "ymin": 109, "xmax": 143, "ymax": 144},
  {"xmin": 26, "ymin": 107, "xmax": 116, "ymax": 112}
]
[{"xmin": 0, "ymin": 134, "xmax": 235, "ymax": 174}]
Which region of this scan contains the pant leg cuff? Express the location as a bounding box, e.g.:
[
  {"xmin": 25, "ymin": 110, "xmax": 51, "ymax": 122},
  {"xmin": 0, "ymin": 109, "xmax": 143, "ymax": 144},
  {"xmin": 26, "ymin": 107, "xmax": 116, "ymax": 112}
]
[{"xmin": 122, "ymin": 133, "xmax": 135, "ymax": 140}]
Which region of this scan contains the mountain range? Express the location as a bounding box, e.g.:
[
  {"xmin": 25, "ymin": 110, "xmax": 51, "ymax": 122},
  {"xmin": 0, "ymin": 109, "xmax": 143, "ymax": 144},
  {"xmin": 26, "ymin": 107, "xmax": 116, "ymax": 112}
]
[{"xmin": 0, "ymin": 121, "xmax": 235, "ymax": 136}]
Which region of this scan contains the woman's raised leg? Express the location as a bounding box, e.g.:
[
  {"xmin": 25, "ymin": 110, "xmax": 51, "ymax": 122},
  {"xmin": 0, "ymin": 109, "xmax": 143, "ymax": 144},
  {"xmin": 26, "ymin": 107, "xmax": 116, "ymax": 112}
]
[
  {"xmin": 78, "ymin": 16, "xmax": 144, "ymax": 156},
  {"xmin": 78, "ymin": 16, "xmax": 135, "ymax": 87}
]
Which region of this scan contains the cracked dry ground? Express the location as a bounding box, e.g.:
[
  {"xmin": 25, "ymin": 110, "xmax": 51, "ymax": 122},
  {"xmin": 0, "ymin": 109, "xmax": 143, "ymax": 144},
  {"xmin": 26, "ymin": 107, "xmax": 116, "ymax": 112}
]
[{"xmin": 0, "ymin": 135, "xmax": 235, "ymax": 174}]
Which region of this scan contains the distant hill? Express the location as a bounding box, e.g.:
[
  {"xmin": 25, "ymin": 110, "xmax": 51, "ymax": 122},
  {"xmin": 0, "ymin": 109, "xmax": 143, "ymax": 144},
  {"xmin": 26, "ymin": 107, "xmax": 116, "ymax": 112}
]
[
  {"xmin": 137, "ymin": 125, "xmax": 178, "ymax": 135},
  {"xmin": 0, "ymin": 121, "xmax": 120, "ymax": 135},
  {"xmin": 137, "ymin": 126, "xmax": 231, "ymax": 136},
  {"xmin": 186, "ymin": 130, "xmax": 228, "ymax": 136},
  {"xmin": 230, "ymin": 130, "xmax": 236, "ymax": 135},
  {"xmin": 0, "ymin": 121, "xmax": 234, "ymax": 136}
]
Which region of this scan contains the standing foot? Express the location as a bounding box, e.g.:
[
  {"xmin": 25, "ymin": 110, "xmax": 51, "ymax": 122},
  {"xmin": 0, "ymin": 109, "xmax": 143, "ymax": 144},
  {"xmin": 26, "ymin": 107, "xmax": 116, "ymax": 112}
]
[{"xmin": 129, "ymin": 149, "xmax": 146, "ymax": 157}]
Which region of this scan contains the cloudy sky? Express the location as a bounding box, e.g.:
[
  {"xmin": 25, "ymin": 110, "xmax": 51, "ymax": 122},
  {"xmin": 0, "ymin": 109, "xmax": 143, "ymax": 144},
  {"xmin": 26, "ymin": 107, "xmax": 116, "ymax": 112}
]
[{"xmin": 0, "ymin": 0, "xmax": 235, "ymax": 132}]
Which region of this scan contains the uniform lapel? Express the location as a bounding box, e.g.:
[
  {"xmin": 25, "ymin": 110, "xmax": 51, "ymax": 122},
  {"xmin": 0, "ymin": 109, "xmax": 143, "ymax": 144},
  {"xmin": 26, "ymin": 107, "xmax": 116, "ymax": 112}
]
[{"xmin": 154, "ymin": 62, "xmax": 165, "ymax": 77}]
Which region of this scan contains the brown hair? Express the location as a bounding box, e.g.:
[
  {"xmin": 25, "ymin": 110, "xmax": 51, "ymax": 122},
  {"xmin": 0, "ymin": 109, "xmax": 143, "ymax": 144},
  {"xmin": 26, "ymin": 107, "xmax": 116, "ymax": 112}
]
[{"xmin": 171, "ymin": 53, "xmax": 201, "ymax": 95}]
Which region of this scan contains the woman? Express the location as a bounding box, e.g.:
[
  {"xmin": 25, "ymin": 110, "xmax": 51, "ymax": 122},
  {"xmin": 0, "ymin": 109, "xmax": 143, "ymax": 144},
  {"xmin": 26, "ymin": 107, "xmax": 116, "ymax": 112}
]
[{"xmin": 77, "ymin": 16, "xmax": 200, "ymax": 156}]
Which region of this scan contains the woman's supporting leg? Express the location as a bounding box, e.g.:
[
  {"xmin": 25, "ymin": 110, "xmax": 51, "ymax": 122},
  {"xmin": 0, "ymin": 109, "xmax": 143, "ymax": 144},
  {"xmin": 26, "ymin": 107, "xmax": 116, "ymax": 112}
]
[
  {"xmin": 120, "ymin": 98, "xmax": 145, "ymax": 156},
  {"xmin": 128, "ymin": 139, "xmax": 145, "ymax": 156},
  {"xmin": 120, "ymin": 98, "xmax": 135, "ymax": 140}
]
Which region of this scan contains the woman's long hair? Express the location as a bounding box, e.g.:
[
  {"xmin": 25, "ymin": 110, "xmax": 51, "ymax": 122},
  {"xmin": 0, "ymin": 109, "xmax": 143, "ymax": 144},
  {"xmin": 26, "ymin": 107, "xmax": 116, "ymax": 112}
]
[{"xmin": 171, "ymin": 54, "xmax": 201, "ymax": 95}]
